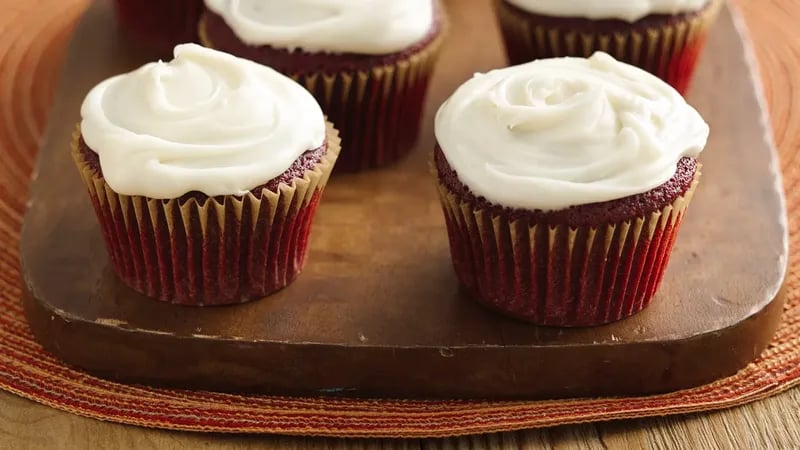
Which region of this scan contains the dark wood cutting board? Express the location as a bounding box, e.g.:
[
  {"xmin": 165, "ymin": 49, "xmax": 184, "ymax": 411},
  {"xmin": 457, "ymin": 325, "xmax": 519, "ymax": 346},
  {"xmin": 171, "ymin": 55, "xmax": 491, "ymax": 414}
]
[{"xmin": 19, "ymin": 0, "xmax": 787, "ymax": 399}]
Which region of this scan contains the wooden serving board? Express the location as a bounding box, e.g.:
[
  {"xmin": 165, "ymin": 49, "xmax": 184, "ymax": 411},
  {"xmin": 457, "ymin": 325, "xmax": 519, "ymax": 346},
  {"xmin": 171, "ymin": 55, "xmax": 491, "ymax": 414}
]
[{"xmin": 19, "ymin": 0, "xmax": 787, "ymax": 399}]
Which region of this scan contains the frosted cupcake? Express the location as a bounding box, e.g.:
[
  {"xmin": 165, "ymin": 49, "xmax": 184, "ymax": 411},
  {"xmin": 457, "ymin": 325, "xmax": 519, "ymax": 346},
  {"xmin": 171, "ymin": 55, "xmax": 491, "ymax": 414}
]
[
  {"xmin": 434, "ymin": 52, "xmax": 709, "ymax": 327},
  {"xmin": 198, "ymin": 0, "xmax": 446, "ymax": 172},
  {"xmin": 495, "ymin": 0, "xmax": 722, "ymax": 94},
  {"xmin": 73, "ymin": 44, "xmax": 340, "ymax": 306}
]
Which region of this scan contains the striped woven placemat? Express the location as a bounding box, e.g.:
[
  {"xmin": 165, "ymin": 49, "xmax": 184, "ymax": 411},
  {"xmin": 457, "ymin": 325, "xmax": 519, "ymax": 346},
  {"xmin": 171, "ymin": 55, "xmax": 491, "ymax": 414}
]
[{"xmin": 1, "ymin": 0, "xmax": 798, "ymax": 439}]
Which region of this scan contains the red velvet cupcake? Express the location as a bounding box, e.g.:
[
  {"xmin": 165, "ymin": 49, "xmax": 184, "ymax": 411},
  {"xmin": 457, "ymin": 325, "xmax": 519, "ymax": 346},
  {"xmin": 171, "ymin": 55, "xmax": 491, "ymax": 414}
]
[
  {"xmin": 198, "ymin": 0, "xmax": 446, "ymax": 172},
  {"xmin": 73, "ymin": 44, "xmax": 340, "ymax": 306},
  {"xmin": 434, "ymin": 52, "xmax": 709, "ymax": 327},
  {"xmin": 113, "ymin": 0, "xmax": 204, "ymax": 55},
  {"xmin": 494, "ymin": 0, "xmax": 722, "ymax": 94}
]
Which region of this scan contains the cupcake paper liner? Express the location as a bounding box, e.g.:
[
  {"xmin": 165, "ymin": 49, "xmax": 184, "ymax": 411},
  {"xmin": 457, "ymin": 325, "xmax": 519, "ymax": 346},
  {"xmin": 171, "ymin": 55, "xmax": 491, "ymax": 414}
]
[
  {"xmin": 198, "ymin": 14, "xmax": 446, "ymax": 173},
  {"xmin": 71, "ymin": 123, "xmax": 340, "ymax": 306},
  {"xmin": 495, "ymin": 0, "xmax": 722, "ymax": 94},
  {"xmin": 113, "ymin": 0, "xmax": 204, "ymax": 54},
  {"xmin": 436, "ymin": 169, "xmax": 700, "ymax": 327}
]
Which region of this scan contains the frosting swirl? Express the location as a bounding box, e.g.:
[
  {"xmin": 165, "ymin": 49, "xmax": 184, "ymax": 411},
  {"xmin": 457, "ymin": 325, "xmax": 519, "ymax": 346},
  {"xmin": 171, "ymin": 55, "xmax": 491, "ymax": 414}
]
[
  {"xmin": 505, "ymin": 0, "xmax": 710, "ymax": 22},
  {"xmin": 80, "ymin": 44, "xmax": 326, "ymax": 199},
  {"xmin": 203, "ymin": 0, "xmax": 434, "ymax": 55},
  {"xmin": 434, "ymin": 52, "xmax": 709, "ymax": 211}
]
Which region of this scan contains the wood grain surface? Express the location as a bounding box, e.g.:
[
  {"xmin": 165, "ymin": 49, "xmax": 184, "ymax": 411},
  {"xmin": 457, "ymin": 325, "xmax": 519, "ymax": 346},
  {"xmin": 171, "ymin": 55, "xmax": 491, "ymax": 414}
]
[{"xmin": 2, "ymin": 0, "xmax": 800, "ymax": 448}]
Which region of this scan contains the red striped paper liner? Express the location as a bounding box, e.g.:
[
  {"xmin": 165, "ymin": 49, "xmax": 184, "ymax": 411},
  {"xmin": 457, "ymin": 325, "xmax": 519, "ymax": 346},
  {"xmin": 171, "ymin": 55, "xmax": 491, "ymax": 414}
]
[
  {"xmin": 494, "ymin": 0, "xmax": 722, "ymax": 94},
  {"xmin": 436, "ymin": 171, "xmax": 700, "ymax": 327},
  {"xmin": 70, "ymin": 123, "xmax": 340, "ymax": 306},
  {"xmin": 198, "ymin": 13, "xmax": 446, "ymax": 173},
  {"xmin": 112, "ymin": 0, "xmax": 204, "ymax": 55}
]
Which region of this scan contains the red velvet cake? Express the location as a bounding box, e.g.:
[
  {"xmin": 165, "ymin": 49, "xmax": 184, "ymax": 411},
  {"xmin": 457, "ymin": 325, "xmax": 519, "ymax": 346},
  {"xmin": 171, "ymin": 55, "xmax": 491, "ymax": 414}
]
[
  {"xmin": 198, "ymin": 0, "xmax": 446, "ymax": 172},
  {"xmin": 73, "ymin": 44, "xmax": 340, "ymax": 306},
  {"xmin": 436, "ymin": 148, "xmax": 699, "ymax": 326},
  {"xmin": 495, "ymin": 0, "xmax": 722, "ymax": 94},
  {"xmin": 113, "ymin": 0, "xmax": 204, "ymax": 55},
  {"xmin": 75, "ymin": 137, "xmax": 333, "ymax": 306},
  {"xmin": 433, "ymin": 52, "xmax": 710, "ymax": 327}
]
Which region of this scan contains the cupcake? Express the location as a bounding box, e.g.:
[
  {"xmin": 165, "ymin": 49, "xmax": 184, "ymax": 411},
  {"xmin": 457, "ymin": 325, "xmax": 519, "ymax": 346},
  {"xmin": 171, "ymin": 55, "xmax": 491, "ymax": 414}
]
[
  {"xmin": 434, "ymin": 52, "xmax": 709, "ymax": 327},
  {"xmin": 495, "ymin": 0, "xmax": 722, "ymax": 94},
  {"xmin": 198, "ymin": 0, "xmax": 446, "ymax": 172},
  {"xmin": 74, "ymin": 44, "xmax": 340, "ymax": 306},
  {"xmin": 112, "ymin": 0, "xmax": 204, "ymax": 54}
]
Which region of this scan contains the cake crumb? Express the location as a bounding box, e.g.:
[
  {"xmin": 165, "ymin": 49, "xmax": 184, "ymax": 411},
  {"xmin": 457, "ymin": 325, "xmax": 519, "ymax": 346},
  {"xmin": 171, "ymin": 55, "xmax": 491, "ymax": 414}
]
[
  {"xmin": 439, "ymin": 348, "xmax": 455, "ymax": 358},
  {"xmin": 95, "ymin": 318, "xmax": 128, "ymax": 327}
]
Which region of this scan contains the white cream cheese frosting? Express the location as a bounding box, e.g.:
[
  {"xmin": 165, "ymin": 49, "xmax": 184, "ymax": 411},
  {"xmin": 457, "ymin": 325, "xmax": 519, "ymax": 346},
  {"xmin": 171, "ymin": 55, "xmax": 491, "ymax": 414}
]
[
  {"xmin": 80, "ymin": 43, "xmax": 326, "ymax": 199},
  {"xmin": 504, "ymin": 0, "xmax": 711, "ymax": 22},
  {"xmin": 434, "ymin": 51, "xmax": 709, "ymax": 211},
  {"xmin": 203, "ymin": 0, "xmax": 434, "ymax": 55}
]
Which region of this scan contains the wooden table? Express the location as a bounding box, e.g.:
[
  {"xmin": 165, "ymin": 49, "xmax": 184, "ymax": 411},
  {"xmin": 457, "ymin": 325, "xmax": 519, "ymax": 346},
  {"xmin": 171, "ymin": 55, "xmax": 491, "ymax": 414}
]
[{"xmin": 2, "ymin": 0, "xmax": 799, "ymax": 448}]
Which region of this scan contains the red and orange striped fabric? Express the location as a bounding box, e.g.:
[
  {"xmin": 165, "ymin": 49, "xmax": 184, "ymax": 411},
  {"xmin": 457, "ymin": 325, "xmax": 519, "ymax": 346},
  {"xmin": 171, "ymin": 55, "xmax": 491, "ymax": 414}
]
[{"xmin": 1, "ymin": 0, "xmax": 799, "ymax": 438}]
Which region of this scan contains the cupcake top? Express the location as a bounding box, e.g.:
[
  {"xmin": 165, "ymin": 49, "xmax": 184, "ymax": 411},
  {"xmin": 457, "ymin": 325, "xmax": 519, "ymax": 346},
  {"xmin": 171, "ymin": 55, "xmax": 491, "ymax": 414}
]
[
  {"xmin": 203, "ymin": 0, "xmax": 434, "ymax": 55},
  {"xmin": 80, "ymin": 44, "xmax": 326, "ymax": 199},
  {"xmin": 504, "ymin": 0, "xmax": 711, "ymax": 22},
  {"xmin": 434, "ymin": 52, "xmax": 709, "ymax": 211}
]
